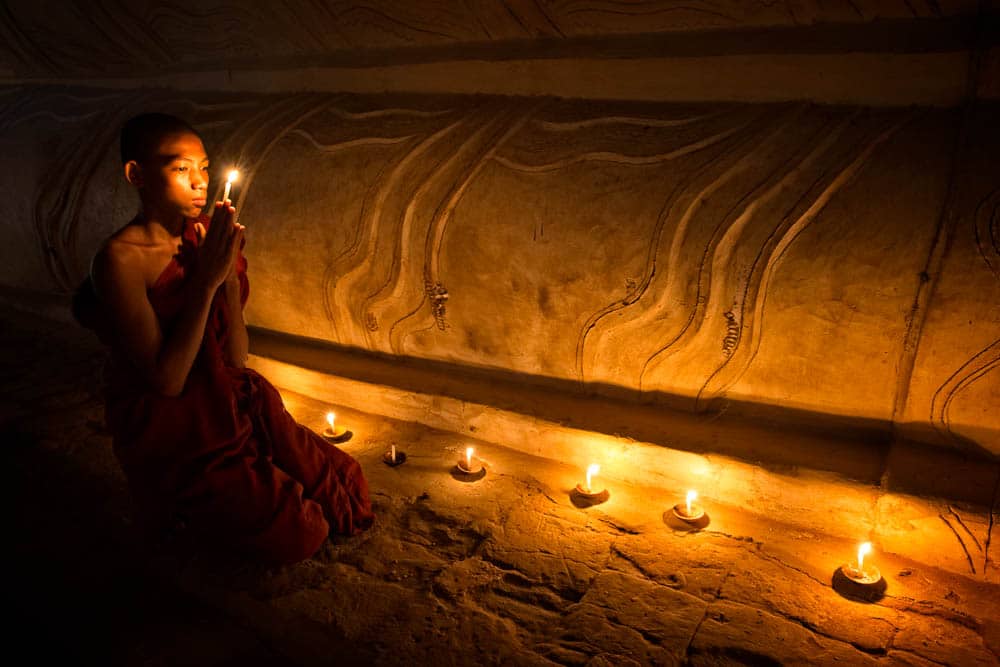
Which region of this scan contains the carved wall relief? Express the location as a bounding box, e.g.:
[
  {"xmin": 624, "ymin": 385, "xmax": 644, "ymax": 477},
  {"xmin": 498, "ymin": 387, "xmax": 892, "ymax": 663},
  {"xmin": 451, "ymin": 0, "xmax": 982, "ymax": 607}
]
[{"xmin": 0, "ymin": 86, "xmax": 996, "ymax": 456}]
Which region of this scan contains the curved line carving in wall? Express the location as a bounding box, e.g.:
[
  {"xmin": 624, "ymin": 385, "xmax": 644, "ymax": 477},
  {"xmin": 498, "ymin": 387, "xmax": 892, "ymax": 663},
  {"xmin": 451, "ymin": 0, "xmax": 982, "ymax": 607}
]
[
  {"xmin": 930, "ymin": 339, "xmax": 1000, "ymax": 452},
  {"xmin": 363, "ymin": 105, "xmax": 516, "ymax": 353},
  {"xmin": 573, "ymin": 104, "xmax": 798, "ymax": 388},
  {"xmin": 692, "ymin": 113, "xmax": 913, "ymax": 410},
  {"xmin": 974, "ymin": 186, "xmax": 1000, "ymax": 280},
  {"xmin": 328, "ymin": 110, "xmax": 468, "ymax": 347},
  {"xmin": 391, "ymin": 100, "xmax": 547, "ymax": 353},
  {"xmin": 661, "ymin": 110, "xmax": 862, "ymax": 399},
  {"xmin": 928, "ymin": 185, "xmax": 1000, "ymax": 452}
]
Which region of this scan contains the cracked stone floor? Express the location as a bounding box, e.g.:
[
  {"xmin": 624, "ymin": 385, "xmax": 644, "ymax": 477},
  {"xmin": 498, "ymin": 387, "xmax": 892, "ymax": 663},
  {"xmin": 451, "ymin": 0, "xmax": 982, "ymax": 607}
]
[{"xmin": 3, "ymin": 304, "xmax": 998, "ymax": 666}]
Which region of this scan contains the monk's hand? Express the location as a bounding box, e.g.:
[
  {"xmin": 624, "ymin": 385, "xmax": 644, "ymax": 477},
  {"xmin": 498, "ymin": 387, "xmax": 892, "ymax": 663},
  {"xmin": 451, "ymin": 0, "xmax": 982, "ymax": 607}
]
[{"xmin": 195, "ymin": 201, "xmax": 242, "ymax": 292}]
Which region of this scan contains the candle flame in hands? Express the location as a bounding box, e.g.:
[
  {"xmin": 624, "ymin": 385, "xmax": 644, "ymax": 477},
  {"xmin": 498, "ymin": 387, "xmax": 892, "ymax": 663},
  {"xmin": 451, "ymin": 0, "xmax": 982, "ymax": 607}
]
[
  {"xmin": 326, "ymin": 412, "xmax": 335, "ymax": 430},
  {"xmin": 857, "ymin": 542, "xmax": 872, "ymax": 571},
  {"xmin": 227, "ymin": 169, "xmax": 239, "ymax": 184},
  {"xmin": 586, "ymin": 464, "xmax": 600, "ymax": 493}
]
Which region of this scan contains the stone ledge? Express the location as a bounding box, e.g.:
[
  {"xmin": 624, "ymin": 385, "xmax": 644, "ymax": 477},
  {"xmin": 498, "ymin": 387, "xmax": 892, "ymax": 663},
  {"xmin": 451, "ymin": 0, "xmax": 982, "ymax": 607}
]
[{"xmin": 246, "ymin": 327, "xmax": 998, "ymax": 545}]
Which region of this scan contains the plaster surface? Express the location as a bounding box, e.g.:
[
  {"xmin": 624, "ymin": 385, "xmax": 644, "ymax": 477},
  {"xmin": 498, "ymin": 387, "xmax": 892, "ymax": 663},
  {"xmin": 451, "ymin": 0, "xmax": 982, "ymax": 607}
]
[{"xmin": 0, "ymin": 86, "xmax": 996, "ymax": 460}]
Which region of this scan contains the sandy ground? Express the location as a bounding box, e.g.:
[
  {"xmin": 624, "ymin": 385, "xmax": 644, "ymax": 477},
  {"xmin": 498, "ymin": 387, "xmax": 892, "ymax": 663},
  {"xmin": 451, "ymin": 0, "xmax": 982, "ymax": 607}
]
[{"xmin": 3, "ymin": 304, "xmax": 998, "ymax": 666}]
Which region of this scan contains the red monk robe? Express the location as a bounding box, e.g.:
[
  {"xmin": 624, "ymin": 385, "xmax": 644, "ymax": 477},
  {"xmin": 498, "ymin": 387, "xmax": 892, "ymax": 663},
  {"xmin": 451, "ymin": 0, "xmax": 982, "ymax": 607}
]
[{"xmin": 75, "ymin": 214, "xmax": 374, "ymax": 564}]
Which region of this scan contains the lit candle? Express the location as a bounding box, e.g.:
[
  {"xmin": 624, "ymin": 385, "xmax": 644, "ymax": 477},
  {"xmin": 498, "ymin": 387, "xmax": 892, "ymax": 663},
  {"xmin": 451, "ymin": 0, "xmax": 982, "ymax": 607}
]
[
  {"xmin": 391, "ymin": 444, "xmax": 396, "ymax": 463},
  {"xmin": 466, "ymin": 446, "xmax": 474, "ymax": 470},
  {"xmin": 573, "ymin": 462, "xmax": 608, "ymax": 503},
  {"xmin": 857, "ymin": 542, "xmax": 871, "ymax": 572},
  {"xmin": 322, "ymin": 409, "xmax": 351, "ymax": 443},
  {"xmin": 837, "ymin": 540, "xmax": 883, "ymax": 588},
  {"xmin": 686, "ymin": 489, "xmax": 697, "ymax": 516},
  {"xmin": 222, "ymin": 169, "xmax": 238, "ymax": 202},
  {"xmin": 672, "ymin": 488, "xmax": 704, "ymax": 522},
  {"xmin": 586, "ymin": 464, "xmax": 600, "ymax": 494}
]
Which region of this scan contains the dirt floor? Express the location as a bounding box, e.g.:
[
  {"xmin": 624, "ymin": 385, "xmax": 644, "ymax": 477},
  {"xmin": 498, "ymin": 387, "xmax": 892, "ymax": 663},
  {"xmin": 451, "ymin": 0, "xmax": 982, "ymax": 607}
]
[{"xmin": 3, "ymin": 304, "xmax": 998, "ymax": 666}]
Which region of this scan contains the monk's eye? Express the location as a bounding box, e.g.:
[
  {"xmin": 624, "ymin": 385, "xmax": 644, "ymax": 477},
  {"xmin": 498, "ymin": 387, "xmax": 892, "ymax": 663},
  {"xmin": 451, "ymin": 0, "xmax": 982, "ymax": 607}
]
[{"xmin": 174, "ymin": 166, "xmax": 187, "ymax": 172}]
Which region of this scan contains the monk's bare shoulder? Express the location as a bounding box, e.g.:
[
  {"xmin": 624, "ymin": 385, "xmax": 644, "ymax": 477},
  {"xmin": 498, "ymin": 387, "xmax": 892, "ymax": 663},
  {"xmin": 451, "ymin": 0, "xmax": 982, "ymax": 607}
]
[{"xmin": 94, "ymin": 223, "xmax": 178, "ymax": 294}]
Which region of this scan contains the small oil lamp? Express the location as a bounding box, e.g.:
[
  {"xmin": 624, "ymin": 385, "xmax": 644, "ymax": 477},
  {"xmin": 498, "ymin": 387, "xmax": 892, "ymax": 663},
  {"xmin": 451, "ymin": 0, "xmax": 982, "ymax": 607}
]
[
  {"xmin": 572, "ymin": 463, "xmax": 609, "ymax": 503},
  {"xmin": 321, "ymin": 411, "xmax": 351, "ymax": 443},
  {"xmin": 456, "ymin": 446, "xmax": 484, "ymax": 475},
  {"xmin": 383, "ymin": 443, "xmax": 406, "ymax": 467},
  {"xmin": 672, "ymin": 489, "xmax": 704, "ymax": 522},
  {"xmin": 840, "ymin": 542, "xmax": 882, "ymax": 585}
]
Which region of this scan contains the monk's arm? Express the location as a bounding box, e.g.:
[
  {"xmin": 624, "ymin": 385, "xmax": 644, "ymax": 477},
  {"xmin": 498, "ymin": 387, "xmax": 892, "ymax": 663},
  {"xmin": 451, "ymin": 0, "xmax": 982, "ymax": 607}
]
[
  {"xmin": 222, "ymin": 275, "xmax": 248, "ymax": 368},
  {"xmin": 93, "ymin": 246, "xmax": 217, "ymax": 397}
]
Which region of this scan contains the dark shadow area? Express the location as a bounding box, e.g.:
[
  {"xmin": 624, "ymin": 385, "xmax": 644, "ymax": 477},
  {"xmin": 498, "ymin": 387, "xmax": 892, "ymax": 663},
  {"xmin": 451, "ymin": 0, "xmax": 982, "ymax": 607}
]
[
  {"xmin": 249, "ymin": 327, "xmax": 999, "ymax": 506},
  {"xmin": 97, "ymin": 16, "xmax": 990, "ymax": 75},
  {"xmin": 2, "ymin": 422, "xmax": 302, "ymax": 666}
]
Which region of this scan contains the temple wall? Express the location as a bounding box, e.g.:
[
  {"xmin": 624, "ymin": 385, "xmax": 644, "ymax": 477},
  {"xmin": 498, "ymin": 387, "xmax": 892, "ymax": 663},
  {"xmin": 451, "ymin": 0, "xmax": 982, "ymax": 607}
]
[{"xmin": 0, "ymin": 1, "xmax": 997, "ymax": 463}]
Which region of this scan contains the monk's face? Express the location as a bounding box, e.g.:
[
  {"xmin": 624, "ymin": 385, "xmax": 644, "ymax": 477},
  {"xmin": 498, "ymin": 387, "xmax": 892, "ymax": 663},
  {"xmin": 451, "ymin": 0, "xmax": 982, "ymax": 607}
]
[{"xmin": 140, "ymin": 131, "xmax": 210, "ymax": 219}]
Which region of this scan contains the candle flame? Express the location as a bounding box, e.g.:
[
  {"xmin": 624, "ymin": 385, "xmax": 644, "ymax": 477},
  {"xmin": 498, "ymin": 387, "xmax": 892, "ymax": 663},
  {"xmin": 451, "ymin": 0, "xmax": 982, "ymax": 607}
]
[
  {"xmin": 857, "ymin": 542, "xmax": 872, "ymax": 570},
  {"xmin": 326, "ymin": 412, "xmax": 335, "ymax": 429},
  {"xmin": 586, "ymin": 463, "xmax": 600, "ymax": 493},
  {"xmin": 686, "ymin": 489, "xmax": 698, "ymax": 515},
  {"xmin": 391, "ymin": 444, "xmax": 396, "ymax": 462},
  {"xmin": 466, "ymin": 446, "xmax": 474, "ymax": 468},
  {"xmin": 227, "ymin": 169, "xmax": 239, "ymax": 184}
]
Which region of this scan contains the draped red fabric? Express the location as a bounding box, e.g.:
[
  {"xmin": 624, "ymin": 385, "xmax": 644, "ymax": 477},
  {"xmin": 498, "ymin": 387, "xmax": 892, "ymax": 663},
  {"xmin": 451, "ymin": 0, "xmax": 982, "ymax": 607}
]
[{"xmin": 78, "ymin": 215, "xmax": 374, "ymax": 564}]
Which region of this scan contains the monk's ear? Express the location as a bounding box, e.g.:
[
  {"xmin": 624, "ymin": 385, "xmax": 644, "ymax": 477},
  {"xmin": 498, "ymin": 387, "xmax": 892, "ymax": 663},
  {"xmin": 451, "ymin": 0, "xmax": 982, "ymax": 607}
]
[{"xmin": 124, "ymin": 160, "xmax": 143, "ymax": 188}]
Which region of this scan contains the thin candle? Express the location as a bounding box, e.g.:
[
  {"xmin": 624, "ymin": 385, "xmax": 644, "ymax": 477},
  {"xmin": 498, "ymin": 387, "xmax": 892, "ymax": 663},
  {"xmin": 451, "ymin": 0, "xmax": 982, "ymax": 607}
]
[
  {"xmin": 586, "ymin": 464, "xmax": 600, "ymax": 494},
  {"xmin": 686, "ymin": 490, "xmax": 698, "ymax": 516},
  {"xmin": 857, "ymin": 542, "xmax": 872, "ymax": 571},
  {"xmin": 222, "ymin": 169, "xmax": 238, "ymax": 202},
  {"xmin": 466, "ymin": 446, "xmax": 474, "ymax": 470},
  {"xmin": 326, "ymin": 412, "xmax": 336, "ymax": 431},
  {"xmin": 391, "ymin": 444, "xmax": 396, "ymax": 463}
]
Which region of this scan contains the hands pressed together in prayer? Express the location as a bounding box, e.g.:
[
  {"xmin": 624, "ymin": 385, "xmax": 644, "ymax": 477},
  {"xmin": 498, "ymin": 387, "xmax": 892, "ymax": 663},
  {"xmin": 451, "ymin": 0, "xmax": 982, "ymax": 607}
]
[{"xmin": 194, "ymin": 199, "xmax": 244, "ymax": 291}]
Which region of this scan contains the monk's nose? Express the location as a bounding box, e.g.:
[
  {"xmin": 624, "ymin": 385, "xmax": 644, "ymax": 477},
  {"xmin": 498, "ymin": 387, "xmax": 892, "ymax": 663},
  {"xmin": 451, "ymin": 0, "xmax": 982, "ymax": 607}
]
[{"xmin": 191, "ymin": 168, "xmax": 207, "ymax": 190}]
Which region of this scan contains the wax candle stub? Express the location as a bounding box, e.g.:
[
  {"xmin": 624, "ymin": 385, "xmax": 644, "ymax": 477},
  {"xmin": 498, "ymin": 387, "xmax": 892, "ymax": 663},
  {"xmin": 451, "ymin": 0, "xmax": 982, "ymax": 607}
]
[{"xmin": 383, "ymin": 443, "xmax": 405, "ymax": 466}]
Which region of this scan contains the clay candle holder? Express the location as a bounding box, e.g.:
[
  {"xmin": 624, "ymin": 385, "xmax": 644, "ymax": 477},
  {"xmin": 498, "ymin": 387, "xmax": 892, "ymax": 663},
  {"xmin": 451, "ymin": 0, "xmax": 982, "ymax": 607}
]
[
  {"xmin": 573, "ymin": 464, "xmax": 609, "ymax": 504},
  {"xmin": 322, "ymin": 411, "xmax": 351, "ymax": 444},
  {"xmin": 383, "ymin": 444, "xmax": 406, "ymax": 467},
  {"xmin": 839, "ymin": 542, "xmax": 882, "ymax": 586},
  {"xmin": 455, "ymin": 446, "xmax": 484, "ymax": 476},
  {"xmin": 672, "ymin": 490, "xmax": 704, "ymax": 522}
]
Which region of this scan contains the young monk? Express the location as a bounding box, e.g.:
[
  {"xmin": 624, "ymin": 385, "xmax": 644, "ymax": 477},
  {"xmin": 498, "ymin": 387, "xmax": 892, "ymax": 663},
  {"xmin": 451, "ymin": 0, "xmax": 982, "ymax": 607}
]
[{"xmin": 73, "ymin": 113, "xmax": 374, "ymax": 564}]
